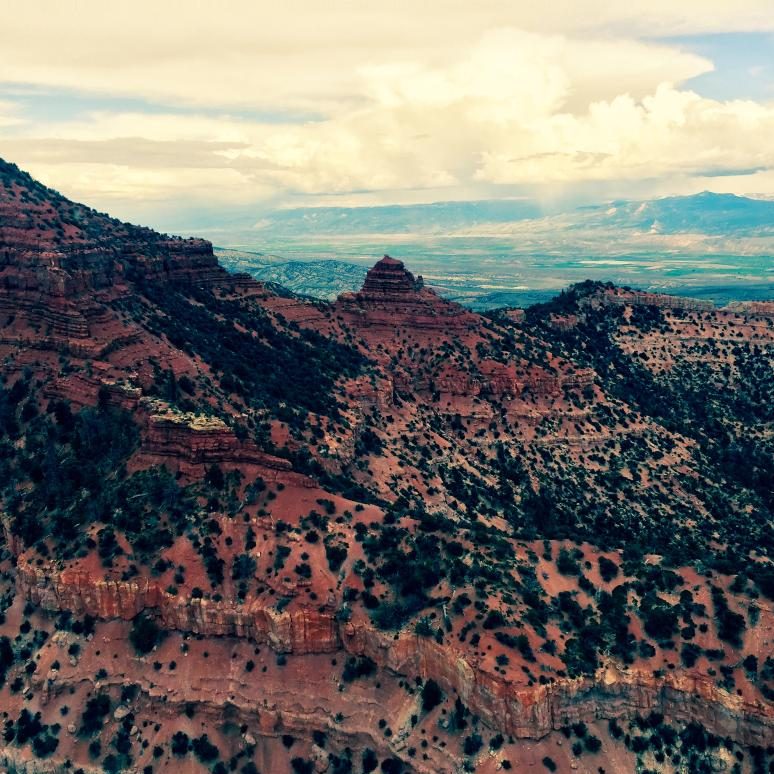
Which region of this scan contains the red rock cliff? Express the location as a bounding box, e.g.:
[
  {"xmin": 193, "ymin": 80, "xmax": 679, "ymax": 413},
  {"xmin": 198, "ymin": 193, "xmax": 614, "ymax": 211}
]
[{"xmin": 13, "ymin": 556, "xmax": 774, "ymax": 749}]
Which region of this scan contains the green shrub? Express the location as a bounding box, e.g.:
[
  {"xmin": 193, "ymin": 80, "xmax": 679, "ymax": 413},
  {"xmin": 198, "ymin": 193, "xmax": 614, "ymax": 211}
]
[
  {"xmin": 291, "ymin": 758, "xmax": 314, "ymax": 774},
  {"xmin": 129, "ymin": 614, "xmax": 165, "ymax": 655},
  {"xmin": 170, "ymin": 731, "xmax": 189, "ymax": 756},
  {"xmin": 599, "ymin": 556, "xmax": 619, "ymax": 582},
  {"xmin": 557, "ymin": 548, "xmax": 581, "ymax": 576},
  {"xmin": 342, "ymin": 656, "xmax": 376, "ymax": 682},
  {"xmin": 463, "ymin": 733, "xmax": 483, "ymax": 756},
  {"xmin": 192, "ymin": 734, "xmax": 219, "ymax": 763},
  {"xmin": 79, "ymin": 695, "xmax": 111, "ymax": 736},
  {"xmin": 421, "ymin": 679, "xmax": 443, "ymax": 712}
]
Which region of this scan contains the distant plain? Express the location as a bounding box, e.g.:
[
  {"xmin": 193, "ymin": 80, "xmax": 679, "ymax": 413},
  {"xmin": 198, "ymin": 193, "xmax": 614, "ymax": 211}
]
[{"xmin": 211, "ymin": 193, "xmax": 774, "ymax": 308}]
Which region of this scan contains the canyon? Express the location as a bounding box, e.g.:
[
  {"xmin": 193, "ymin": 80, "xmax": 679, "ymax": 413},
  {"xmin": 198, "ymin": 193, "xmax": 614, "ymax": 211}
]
[{"xmin": 0, "ymin": 158, "xmax": 773, "ymax": 773}]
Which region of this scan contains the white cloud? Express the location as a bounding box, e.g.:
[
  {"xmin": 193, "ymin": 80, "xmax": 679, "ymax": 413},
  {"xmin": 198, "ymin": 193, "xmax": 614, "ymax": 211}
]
[
  {"xmin": 0, "ymin": 1, "xmax": 769, "ymax": 111},
  {"xmin": 1, "ymin": 4, "xmax": 774, "ymax": 218},
  {"xmin": 0, "ymin": 99, "xmax": 23, "ymax": 129}
]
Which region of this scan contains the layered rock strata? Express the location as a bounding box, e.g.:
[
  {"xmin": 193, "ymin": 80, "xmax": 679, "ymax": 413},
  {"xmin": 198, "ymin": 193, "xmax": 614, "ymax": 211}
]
[
  {"xmin": 14, "ymin": 560, "xmax": 774, "ymax": 748},
  {"xmin": 337, "ymin": 255, "xmax": 477, "ymax": 330}
]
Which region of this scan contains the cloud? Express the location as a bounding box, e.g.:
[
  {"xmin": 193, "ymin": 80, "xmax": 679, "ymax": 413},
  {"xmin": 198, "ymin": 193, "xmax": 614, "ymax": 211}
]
[
  {"xmin": 473, "ymin": 85, "xmax": 774, "ymax": 184},
  {"xmin": 0, "ymin": 137, "xmax": 250, "ymax": 168},
  {"xmin": 0, "ymin": 1, "xmax": 769, "ymax": 111},
  {"xmin": 2, "ymin": 6, "xmax": 774, "ymax": 220},
  {"xmin": 231, "ymin": 33, "xmax": 774, "ymax": 195},
  {"xmin": 0, "ymin": 99, "xmax": 24, "ymax": 129}
]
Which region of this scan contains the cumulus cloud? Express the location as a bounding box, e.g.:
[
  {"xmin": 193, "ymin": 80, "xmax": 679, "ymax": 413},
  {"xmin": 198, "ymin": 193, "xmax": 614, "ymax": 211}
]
[
  {"xmin": 230, "ymin": 31, "xmax": 774, "ymax": 196},
  {"xmin": 1, "ymin": 2, "xmax": 774, "ymax": 218},
  {"xmin": 0, "ymin": 1, "xmax": 771, "ymax": 111}
]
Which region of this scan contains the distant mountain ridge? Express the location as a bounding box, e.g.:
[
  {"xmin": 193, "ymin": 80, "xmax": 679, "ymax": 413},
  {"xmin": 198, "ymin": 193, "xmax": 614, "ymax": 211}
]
[
  {"xmin": 253, "ymin": 198, "xmax": 544, "ymax": 235},
  {"xmin": 574, "ymin": 191, "xmax": 774, "ymax": 235},
  {"xmin": 208, "ymin": 190, "xmax": 773, "ymax": 308},
  {"xmin": 247, "ymin": 191, "xmax": 774, "ymax": 238}
]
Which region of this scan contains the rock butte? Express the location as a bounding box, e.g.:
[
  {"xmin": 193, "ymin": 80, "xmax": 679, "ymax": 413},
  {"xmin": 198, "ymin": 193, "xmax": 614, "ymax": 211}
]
[{"xmin": 337, "ymin": 254, "xmax": 477, "ymax": 330}]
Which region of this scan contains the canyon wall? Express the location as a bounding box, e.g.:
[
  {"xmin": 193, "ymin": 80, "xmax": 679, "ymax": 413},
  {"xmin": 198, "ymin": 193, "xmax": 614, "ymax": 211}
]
[
  {"xmin": 14, "ymin": 560, "xmax": 774, "ymax": 749},
  {"xmin": 16, "ymin": 558, "xmax": 338, "ymax": 655}
]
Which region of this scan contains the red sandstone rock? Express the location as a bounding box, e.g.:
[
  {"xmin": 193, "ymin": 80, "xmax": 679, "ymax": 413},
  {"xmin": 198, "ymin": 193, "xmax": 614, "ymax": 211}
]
[
  {"xmin": 16, "ymin": 555, "xmax": 338, "ymax": 654},
  {"xmin": 135, "ymin": 402, "xmax": 315, "ymax": 486},
  {"xmin": 725, "ymin": 300, "xmax": 774, "ymax": 317},
  {"xmin": 336, "ymin": 255, "xmax": 477, "ymax": 330},
  {"xmin": 582, "ymin": 286, "xmax": 715, "ymax": 312},
  {"xmin": 0, "ymin": 159, "xmax": 255, "ymax": 357},
  {"xmin": 14, "ymin": 554, "xmax": 774, "ymax": 749}
]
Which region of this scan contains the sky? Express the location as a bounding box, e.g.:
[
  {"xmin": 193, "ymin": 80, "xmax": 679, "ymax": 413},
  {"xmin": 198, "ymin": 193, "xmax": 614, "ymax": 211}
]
[{"xmin": 1, "ymin": 1, "xmax": 774, "ymax": 230}]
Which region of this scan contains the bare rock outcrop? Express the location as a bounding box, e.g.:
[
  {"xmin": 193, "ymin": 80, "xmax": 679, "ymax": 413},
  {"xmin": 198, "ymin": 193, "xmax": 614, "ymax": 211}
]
[
  {"xmin": 582, "ymin": 287, "xmax": 715, "ymax": 312},
  {"xmin": 14, "ymin": 560, "xmax": 774, "ymax": 749},
  {"xmin": 16, "ymin": 558, "xmax": 338, "ymax": 654},
  {"xmin": 133, "ymin": 403, "xmax": 316, "ymax": 488},
  {"xmin": 336, "ymin": 255, "xmax": 477, "ymax": 330}
]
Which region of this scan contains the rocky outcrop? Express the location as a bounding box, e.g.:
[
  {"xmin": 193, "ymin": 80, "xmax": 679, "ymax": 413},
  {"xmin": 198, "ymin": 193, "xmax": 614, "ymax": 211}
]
[
  {"xmin": 582, "ymin": 288, "xmax": 715, "ymax": 312},
  {"xmin": 126, "ymin": 238, "xmax": 229, "ymax": 287},
  {"xmin": 343, "ymin": 621, "xmax": 774, "ymax": 747},
  {"xmin": 347, "ymin": 374, "xmax": 394, "ymax": 411},
  {"xmin": 548, "ymin": 313, "xmax": 581, "ymax": 331},
  {"xmin": 32, "ymin": 638, "xmax": 439, "ymax": 773},
  {"xmin": 43, "ymin": 370, "xmax": 142, "ymax": 410},
  {"xmin": 16, "ymin": 557, "xmax": 338, "ymax": 654},
  {"xmin": 0, "ymin": 158, "xmax": 238, "ymax": 357},
  {"xmin": 15, "ymin": 558, "xmax": 774, "ymax": 750},
  {"xmin": 358, "ymin": 255, "xmax": 425, "ymax": 299},
  {"xmin": 0, "ymin": 752, "xmax": 95, "ymax": 774},
  {"xmin": 0, "ymin": 239, "xmax": 118, "ymax": 344},
  {"xmin": 725, "ymin": 300, "xmax": 774, "ymax": 317},
  {"xmin": 479, "ymin": 361, "xmax": 595, "ymax": 398},
  {"xmin": 336, "ymin": 255, "xmax": 477, "ymax": 330},
  {"xmin": 398, "ymin": 361, "xmax": 595, "ymax": 399},
  {"xmin": 137, "ymin": 402, "xmax": 315, "ymax": 486}
]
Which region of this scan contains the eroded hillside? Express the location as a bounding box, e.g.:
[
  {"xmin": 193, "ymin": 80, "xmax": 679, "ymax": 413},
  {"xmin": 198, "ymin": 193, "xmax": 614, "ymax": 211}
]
[{"xmin": 1, "ymin": 159, "xmax": 773, "ymax": 774}]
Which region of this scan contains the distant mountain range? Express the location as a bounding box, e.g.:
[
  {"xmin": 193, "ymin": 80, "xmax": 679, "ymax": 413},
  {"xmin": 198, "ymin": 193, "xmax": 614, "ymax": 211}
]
[
  {"xmin": 252, "ymin": 199, "xmax": 544, "ymax": 236},
  {"xmin": 570, "ymin": 192, "xmax": 774, "ymax": 236},
  {"xmin": 229, "ymin": 191, "xmax": 774, "ymax": 240},
  {"xmin": 211, "ymin": 192, "xmax": 773, "ymax": 308}
]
